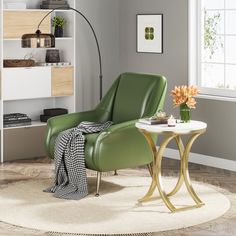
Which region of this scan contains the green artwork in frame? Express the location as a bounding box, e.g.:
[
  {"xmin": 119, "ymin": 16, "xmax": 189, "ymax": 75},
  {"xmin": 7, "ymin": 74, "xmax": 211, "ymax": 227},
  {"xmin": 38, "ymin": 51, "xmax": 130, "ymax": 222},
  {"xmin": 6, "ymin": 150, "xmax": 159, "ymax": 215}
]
[
  {"xmin": 137, "ymin": 14, "xmax": 163, "ymax": 53},
  {"xmin": 145, "ymin": 27, "xmax": 155, "ymax": 40}
]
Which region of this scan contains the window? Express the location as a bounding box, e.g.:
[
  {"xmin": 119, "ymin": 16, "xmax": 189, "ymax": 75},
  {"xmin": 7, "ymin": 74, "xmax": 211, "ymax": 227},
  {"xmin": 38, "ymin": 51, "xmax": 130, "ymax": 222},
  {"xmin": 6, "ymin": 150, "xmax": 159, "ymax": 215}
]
[{"xmin": 189, "ymin": 0, "xmax": 236, "ymax": 99}]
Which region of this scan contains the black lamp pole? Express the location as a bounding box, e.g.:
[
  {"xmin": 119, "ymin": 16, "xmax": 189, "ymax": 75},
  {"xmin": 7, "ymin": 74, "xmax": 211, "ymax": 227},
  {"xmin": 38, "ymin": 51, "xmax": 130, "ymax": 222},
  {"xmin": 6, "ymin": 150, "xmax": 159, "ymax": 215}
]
[{"xmin": 23, "ymin": 7, "xmax": 103, "ymax": 100}]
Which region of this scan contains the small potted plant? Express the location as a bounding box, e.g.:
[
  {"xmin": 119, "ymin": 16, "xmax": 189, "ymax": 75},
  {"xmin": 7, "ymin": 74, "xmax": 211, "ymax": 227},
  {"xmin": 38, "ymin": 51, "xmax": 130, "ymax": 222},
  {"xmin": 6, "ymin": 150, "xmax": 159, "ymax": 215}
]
[{"xmin": 52, "ymin": 16, "xmax": 66, "ymax": 37}]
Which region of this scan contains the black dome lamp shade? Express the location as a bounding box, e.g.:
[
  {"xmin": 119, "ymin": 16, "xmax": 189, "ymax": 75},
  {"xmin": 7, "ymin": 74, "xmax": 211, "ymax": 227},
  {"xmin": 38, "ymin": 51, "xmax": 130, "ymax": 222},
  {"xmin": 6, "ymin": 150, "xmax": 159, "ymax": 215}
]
[
  {"xmin": 22, "ymin": 29, "xmax": 55, "ymax": 48},
  {"xmin": 21, "ymin": 8, "xmax": 56, "ymax": 48}
]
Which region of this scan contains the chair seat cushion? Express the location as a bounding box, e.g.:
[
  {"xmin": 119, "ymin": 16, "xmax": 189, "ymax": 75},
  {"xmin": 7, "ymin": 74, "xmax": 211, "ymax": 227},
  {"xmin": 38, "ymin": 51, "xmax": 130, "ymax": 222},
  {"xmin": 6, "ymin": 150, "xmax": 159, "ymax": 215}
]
[{"xmin": 48, "ymin": 127, "xmax": 153, "ymax": 172}]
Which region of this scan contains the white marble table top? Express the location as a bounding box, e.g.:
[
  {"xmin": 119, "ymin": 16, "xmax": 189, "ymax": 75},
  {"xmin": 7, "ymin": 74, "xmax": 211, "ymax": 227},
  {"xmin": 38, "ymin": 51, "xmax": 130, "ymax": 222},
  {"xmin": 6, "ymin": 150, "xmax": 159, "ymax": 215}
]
[{"xmin": 136, "ymin": 120, "xmax": 207, "ymax": 134}]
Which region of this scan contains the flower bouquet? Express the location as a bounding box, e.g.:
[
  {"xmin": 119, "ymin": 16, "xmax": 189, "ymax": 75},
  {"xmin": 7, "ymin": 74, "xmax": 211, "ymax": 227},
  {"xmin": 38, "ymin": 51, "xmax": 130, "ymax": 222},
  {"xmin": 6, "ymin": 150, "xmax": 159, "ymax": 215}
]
[{"xmin": 171, "ymin": 85, "xmax": 199, "ymax": 122}]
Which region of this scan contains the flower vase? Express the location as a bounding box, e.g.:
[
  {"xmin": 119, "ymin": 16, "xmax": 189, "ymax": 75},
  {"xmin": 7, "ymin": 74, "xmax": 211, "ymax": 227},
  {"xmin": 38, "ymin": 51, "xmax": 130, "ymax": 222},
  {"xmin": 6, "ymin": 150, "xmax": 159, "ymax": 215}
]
[{"xmin": 180, "ymin": 103, "xmax": 191, "ymax": 123}]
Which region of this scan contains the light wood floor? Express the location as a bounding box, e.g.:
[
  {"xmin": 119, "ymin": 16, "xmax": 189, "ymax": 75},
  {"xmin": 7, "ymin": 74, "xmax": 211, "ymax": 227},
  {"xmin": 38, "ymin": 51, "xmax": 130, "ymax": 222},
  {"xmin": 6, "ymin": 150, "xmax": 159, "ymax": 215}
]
[{"xmin": 0, "ymin": 157, "xmax": 236, "ymax": 236}]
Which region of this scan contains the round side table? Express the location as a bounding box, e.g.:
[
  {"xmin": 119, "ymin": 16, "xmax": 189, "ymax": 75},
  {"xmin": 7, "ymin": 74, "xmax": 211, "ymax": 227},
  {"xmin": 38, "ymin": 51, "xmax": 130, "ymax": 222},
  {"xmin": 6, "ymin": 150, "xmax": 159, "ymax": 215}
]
[{"xmin": 135, "ymin": 120, "xmax": 207, "ymax": 212}]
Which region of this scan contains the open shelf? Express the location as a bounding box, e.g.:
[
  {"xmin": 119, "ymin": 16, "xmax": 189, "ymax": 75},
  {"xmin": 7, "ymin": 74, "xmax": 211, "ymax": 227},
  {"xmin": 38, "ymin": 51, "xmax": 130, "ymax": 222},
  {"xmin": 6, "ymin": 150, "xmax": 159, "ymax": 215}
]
[
  {"xmin": 3, "ymin": 9, "xmax": 74, "ymax": 12},
  {"xmin": 3, "ymin": 121, "xmax": 47, "ymax": 130},
  {"xmin": 4, "ymin": 37, "xmax": 73, "ymax": 41},
  {"xmin": 2, "ymin": 66, "xmax": 73, "ymax": 72},
  {"xmin": 55, "ymin": 37, "xmax": 74, "ymax": 40}
]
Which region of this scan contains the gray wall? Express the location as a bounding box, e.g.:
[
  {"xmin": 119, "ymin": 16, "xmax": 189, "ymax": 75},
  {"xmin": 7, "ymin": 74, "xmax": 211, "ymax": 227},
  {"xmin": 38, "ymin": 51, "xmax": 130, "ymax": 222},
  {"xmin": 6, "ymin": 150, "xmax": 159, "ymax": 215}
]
[
  {"xmin": 119, "ymin": 0, "xmax": 188, "ymax": 115},
  {"xmin": 76, "ymin": 0, "xmax": 120, "ymax": 111},
  {"xmin": 191, "ymin": 99, "xmax": 236, "ymax": 161},
  {"xmin": 119, "ymin": 0, "xmax": 236, "ymax": 161},
  {"xmin": 77, "ymin": 0, "xmax": 236, "ymax": 162}
]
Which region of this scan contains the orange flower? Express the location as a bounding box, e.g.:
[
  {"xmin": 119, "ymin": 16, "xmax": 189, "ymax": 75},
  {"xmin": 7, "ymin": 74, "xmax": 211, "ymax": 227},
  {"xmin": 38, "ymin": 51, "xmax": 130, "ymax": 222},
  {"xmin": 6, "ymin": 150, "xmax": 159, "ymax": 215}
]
[{"xmin": 171, "ymin": 85, "xmax": 199, "ymax": 109}]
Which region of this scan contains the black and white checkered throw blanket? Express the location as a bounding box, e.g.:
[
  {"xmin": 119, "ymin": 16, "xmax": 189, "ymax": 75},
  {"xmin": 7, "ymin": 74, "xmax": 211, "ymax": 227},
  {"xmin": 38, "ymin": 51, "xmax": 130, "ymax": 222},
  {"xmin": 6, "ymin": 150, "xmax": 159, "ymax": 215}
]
[{"xmin": 44, "ymin": 121, "xmax": 112, "ymax": 200}]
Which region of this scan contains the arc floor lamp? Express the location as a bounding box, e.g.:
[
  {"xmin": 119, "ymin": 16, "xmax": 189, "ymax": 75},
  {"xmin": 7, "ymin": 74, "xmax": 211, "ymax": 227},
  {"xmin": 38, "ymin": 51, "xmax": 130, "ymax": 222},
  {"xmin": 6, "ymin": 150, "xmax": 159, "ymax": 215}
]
[{"xmin": 21, "ymin": 7, "xmax": 103, "ymax": 100}]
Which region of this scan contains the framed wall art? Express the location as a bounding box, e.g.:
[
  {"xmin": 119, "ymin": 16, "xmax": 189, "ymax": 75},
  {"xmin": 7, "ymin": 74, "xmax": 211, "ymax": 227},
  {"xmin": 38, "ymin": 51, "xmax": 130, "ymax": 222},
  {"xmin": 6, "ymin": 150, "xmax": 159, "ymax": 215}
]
[{"xmin": 137, "ymin": 14, "xmax": 163, "ymax": 54}]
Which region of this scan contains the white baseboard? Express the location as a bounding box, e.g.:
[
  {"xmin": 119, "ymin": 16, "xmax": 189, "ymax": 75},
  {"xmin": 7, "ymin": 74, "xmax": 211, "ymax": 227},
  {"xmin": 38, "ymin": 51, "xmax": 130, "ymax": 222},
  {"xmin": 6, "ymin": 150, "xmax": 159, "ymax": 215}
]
[{"xmin": 162, "ymin": 148, "xmax": 236, "ymax": 172}]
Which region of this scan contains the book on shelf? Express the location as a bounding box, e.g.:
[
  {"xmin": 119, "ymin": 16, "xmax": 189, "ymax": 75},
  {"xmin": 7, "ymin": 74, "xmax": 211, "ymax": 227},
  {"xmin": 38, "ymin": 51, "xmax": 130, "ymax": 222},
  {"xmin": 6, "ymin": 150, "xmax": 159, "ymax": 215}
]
[
  {"xmin": 4, "ymin": 113, "xmax": 29, "ymax": 120},
  {"xmin": 40, "ymin": 4, "xmax": 69, "ymax": 9},
  {"xmin": 138, "ymin": 118, "xmax": 168, "ymax": 125},
  {"xmin": 4, "ymin": 113, "xmax": 27, "ymax": 118},
  {"xmin": 42, "ymin": 0, "xmax": 68, "ymax": 4},
  {"xmin": 3, "ymin": 113, "xmax": 32, "ymax": 127},
  {"xmin": 40, "ymin": 0, "xmax": 69, "ymax": 9},
  {"xmin": 4, "ymin": 116, "xmax": 30, "ymax": 121},
  {"xmin": 4, "ymin": 118, "xmax": 31, "ymax": 124},
  {"xmin": 4, "ymin": 122, "xmax": 32, "ymax": 128}
]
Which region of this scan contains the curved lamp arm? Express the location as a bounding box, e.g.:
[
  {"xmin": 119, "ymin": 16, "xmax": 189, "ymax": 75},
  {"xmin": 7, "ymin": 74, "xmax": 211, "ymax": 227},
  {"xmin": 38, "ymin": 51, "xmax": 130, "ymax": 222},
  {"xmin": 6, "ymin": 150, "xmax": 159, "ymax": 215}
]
[{"xmin": 37, "ymin": 7, "xmax": 103, "ymax": 100}]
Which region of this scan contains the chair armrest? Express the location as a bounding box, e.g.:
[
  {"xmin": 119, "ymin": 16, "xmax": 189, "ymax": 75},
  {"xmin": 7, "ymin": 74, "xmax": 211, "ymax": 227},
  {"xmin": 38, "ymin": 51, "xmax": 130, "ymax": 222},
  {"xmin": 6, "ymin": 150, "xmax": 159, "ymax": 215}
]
[
  {"xmin": 45, "ymin": 110, "xmax": 97, "ymax": 157},
  {"xmin": 92, "ymin": 119, "xmax": 153, "ymax": 171},
  {"xmin": 104, "ymin": 119, "xmax": 138, "ymax": 133},
  {"xmin": 47, "ymin": 110, "xmax": 97, "ymax": 135}
]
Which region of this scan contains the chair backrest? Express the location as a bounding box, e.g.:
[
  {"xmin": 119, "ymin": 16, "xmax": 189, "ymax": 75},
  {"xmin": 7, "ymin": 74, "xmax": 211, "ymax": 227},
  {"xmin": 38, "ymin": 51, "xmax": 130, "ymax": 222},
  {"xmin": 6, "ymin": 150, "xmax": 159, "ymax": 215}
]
[{"xmin": 110, "ymin": 73, "xmax": 167, "ymax": 124}]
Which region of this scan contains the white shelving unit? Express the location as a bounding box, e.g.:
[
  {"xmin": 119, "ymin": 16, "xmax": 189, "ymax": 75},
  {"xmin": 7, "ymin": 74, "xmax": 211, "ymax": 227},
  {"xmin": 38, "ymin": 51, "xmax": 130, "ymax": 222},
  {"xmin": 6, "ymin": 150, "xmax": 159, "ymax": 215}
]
[
  {"xmin": 0, "ymin": 0, "xmax": 3, "ymax": 162},
  {"xmin": 0, "ymin": 0, "xmax": 76, "ymax": 162}
]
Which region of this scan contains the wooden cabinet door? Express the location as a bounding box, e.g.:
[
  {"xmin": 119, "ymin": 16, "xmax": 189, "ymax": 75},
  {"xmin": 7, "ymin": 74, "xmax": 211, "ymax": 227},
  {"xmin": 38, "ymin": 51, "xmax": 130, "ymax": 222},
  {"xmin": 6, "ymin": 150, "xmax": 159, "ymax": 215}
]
[
  {"xmin": 51, "ymin": 67, "xmax": 74, "ymax": 96},
  {"xmin": 3, "ymin": 11, "xmax": 51, "ymax": 39}
]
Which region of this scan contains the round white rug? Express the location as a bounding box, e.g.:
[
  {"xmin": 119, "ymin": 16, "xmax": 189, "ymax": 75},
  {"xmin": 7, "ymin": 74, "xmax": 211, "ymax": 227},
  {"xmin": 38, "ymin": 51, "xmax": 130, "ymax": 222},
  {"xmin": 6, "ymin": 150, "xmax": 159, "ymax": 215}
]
[{"xmin": 0, "ymin": 176, "xmax": 230, "ymax": 235}]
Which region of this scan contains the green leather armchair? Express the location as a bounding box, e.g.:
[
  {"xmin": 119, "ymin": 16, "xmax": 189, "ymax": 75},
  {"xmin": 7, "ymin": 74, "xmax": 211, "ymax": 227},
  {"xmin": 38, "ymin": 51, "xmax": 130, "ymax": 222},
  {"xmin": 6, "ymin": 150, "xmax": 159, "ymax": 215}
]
[{"xmin": 45, "ymin": 72, "xmax": 167, "ymax": 196}]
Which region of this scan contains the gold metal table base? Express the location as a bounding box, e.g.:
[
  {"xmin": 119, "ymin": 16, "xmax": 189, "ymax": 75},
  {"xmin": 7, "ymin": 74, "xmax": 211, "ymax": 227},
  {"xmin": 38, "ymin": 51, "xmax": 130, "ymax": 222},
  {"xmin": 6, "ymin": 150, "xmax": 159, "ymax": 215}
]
[{"xmin": 138, "ymin": 129, "xmax": 206, "ymax": 213}]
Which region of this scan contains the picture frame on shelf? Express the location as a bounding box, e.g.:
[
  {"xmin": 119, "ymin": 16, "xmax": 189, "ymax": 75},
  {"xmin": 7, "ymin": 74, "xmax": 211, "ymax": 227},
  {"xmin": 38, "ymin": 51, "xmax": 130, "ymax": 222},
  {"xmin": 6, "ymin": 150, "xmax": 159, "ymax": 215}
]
[{"xmin": 137, "ymin": 14, "xmax": 163, "ymax": 54}]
